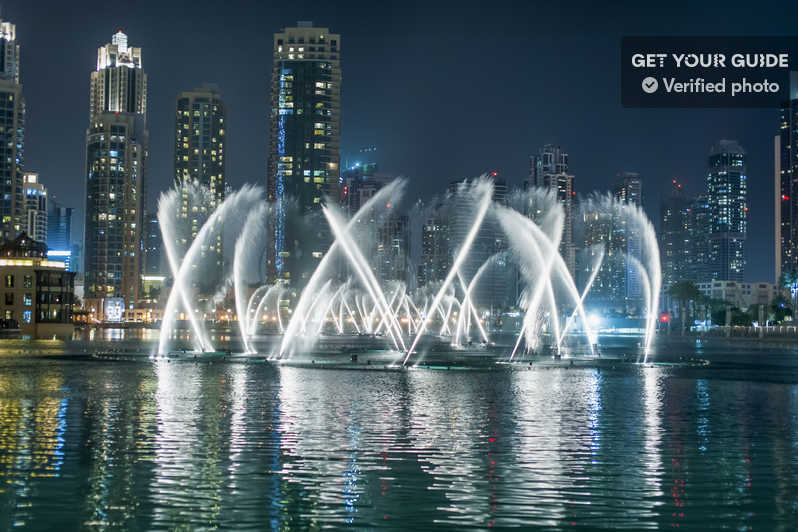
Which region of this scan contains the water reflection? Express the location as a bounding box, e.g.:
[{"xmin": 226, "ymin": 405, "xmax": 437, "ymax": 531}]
[
  {"xmin": 0, "ymin": 370, "xmax": 66, "ymax": 527},
  {"xmin": 0, "ymin": 359, "xmax": 798, "ymax": 529}
]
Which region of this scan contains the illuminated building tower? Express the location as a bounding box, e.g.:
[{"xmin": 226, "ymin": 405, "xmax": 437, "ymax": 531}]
[
  {"xmin": 267, "ymin": 22, "xmax": 341, "ymax": 286},
  {"xmin": 706, "ymin": 140, "xmax": 747, "ymax": 282},
  {"xmin": 528, "ymin": 145, "xmax": 575, "ymax": 274},
  {"xmin": 376, "ymin": 213, "xmax": 409, "ymax": 284},
  {"xmin": 582, "ymin": 210, "xmax": 627, "ymax": 314},
  {"xmin": 777, "ymin": 94, "xmax": 798, "ymax": 282},
  {"xmin": 659, "ymin": 178, "xmax": 691, "ymax": 290},
  {"xmin": 613, "ymin": 172, "xmax": 643, "ymax": 303},
  {"xmin": 447, "ymin": 174, "xmax": 509, "ymax": 311},
  {"xmin": 527, "ymin": 144, "xmax": 568, "ymax": 190},
  {"xmin": 339, "ymin": 161, "xmax": 379, "ymax": 217},
  {"xmin": 418, "ymin": 201, "xmax": 451, "ymax": 287},
  {"xmin": 22, "ymin": 172, "xmax": 47, "ymax": 243},
  {"xmin": 83, "ymin": 31, "xmax": 148, "ymax": 315},
  {"xmin": 142, "ymin": 215, "xmax": 162, "ymax": 275},
  {"xmin": 687, "ymin": 193, "xmax": 711, "ymax": 283},
  {"xmin": 47, "ymin": 199, "xmax": 74, "ymax": 271},
  {"xmin": 173, "ymin": 85, "xmax": 225, "ymax": 294},
  {"xmin": 0, "ymin": 19, "xmax": 24, "ymax": 242},
  {"xmin": 89, "ymin": 30, "xmax": 146, "ymax": 121}
]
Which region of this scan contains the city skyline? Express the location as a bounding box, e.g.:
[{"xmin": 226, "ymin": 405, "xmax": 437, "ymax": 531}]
[{"xmin": 1, "ymin": 0, "xmax": 797, "ymax": 282}]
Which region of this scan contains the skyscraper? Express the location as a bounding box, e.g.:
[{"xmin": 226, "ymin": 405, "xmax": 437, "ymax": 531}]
[
  {"xmin": 47, "ymin": 199, "xmax": 74, "ymax": 271},
  {"xmin": 706, "ymin": 140, "xmax": 747, "ymax": 282},
  {"xmin": 659, "ymin": 178, "xmax": 691, "ymax": 290},
  {"xmin": 376, "ymin": 212, "xmax": 409, "ymax": 284},
  {"xmin": 777, "ymin": 94, "xmax": 798, "ymax": 282},
  {"xmin": 526, "ymin": 144, "xmax": 568, "ymax": 189},
  {"xmin": 0, "ymin": 19, "xmax": 24, "ymax": 242},
  {"xmin": 447, "ymin": 175, "xmax": 509, "ymax": 311},
  {"xmin": 173, "ymin": 85, "xmax": 226, "ymax": 293},
  {"xmin": 143, "ymin": 215, "xmax": 163, "ymax": 276},
  {"xmin": 84, "ymin": 31, "xmax": 148, "ymax": 313},
  {"xmin": 22, "ymin": 172, "xmax": 46, "ymax": 243},
  {"xmin": 47, "ymin": 200, "xmax": 72, "ymax": 251},
  {"xmin": 528, "ymin": 145, "xmax": 575, "ymax": 274},
  {"xmin": 89, "ymin": 30, "xmax": 146, "ymax": 121},
  {"xmin": 687, "ymin": 193, "xmax": 711, "ymax": 283},
  {"xmin": 267, "ymin": 22, "xmax": 341, "ymax": 286},
  {"xmin": 418, "ymin": 202, "xmax": 451, "ymax": 287},
  {"xmin": 613, "ymin": 172, "xmax": 643, "ymax": 303},
  {"xmin": 580, "ymin": 173, "xmax": 645, "ymax": 315},
  {"xmin": 582, "ymin": 209, "xmax": 627, "ymax": 314}
]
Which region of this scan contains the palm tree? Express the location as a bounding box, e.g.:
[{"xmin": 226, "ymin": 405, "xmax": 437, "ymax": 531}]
[
  {"xmin": 779, "ymin": 269, "xmax": 798, "ymax": 310},
  {"xmin": 668, "ymin": 281, "xmax": 701, "ymax": 336}
]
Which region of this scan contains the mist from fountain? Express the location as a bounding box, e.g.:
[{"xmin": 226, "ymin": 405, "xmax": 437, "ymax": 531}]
[
  {"xmin": 157, "ymin": 185, "xmax": 214, "ymax": 353},
  {"xmin": 404, "ymin": 178, "xmax": 494, "ymax": 365},
  {"xmin": 157, "ymin": 184, "xmax": 264, "ymax": 354},
  {"xmin": 277, "ymin": 179, "xmax": 407, "ymax": 358},
  {"xmin": 323, "ymin": 205, "xmax": 406, "ymax": 352},
  {"xmin": 234, "ymin": 203, "xmax": 271, "ymax": 353},
  {"xmin": 248, "ymin": 284, "xmax": 285, "ymax": 337},
  {"xmin": 580, "ymin": 194, "xmax": 662, "ymax": 360},
  {"xmin": 154, "ymin": 175, "xmax": 661, "ymax": 364}
]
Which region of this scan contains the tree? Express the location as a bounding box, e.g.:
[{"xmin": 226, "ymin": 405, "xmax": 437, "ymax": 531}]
[
  {"xmin": 730, "ymin": 307, "xmax": 753, "ymax": 327},
  {"xmin": 668, "ymin": 281, "xmax": 702, "ymax": 335},
  {"xmin": 770, "ymin": 294, "xmax": 793, "ymax": 324},
  {"xmin": 779, "ymin": 269, "xmax": 798, "ymax": 309}
]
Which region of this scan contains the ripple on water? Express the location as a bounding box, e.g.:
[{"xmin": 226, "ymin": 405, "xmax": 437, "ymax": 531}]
[{"xmin": 0, "ymin": 359, "xmax": 798, "ymax": 529}]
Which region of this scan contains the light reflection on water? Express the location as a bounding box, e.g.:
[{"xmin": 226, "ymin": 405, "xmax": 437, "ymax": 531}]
[{"xmin": 1, "ymin": 358, "xmax": 798, "ymax": 529}]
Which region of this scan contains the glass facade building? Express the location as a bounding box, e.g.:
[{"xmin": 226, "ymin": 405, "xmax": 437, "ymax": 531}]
[
  {"xmin": 267, "ymin": 22, "xmax": 341, "ymax": 287},
  {"xmin": 0, "ymin": 19, "xmax": 24, "ymax": 243},
  {"xmin": 706, "ymin": 140, "xmax": 747, "ymax": 282},
  {"xmin": 83, "ymin": 31, "xmax": 148, "ymax": 313},
  {"xmin": 84, "ymin": 114, "xmax": 147, "ymax": 308},
  {"xmin": 777, "ymin": 99, "xmax": 798, "ymax": 282},
  {"xmin": 173, "ymin": 85, "xmax": 225, "ymax": 293}
]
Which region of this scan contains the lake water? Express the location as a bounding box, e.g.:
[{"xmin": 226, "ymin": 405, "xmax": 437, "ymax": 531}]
[{"xmin": 1, "ymin": 355, "xmax": 798, "ymax": 529}]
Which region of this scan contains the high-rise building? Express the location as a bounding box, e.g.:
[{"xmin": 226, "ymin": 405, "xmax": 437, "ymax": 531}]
[
  {"xmin": 418, "ymin": 204, "xmax": 451, "ymax": 287},
  {"xmin": 267, "ymin": 22, "xmax": 341, "ymax": 286},
  {"xmin": 143, "ymin": 215, "xmax": 163, "ymax": 276},
  {"xmin": 613, "ymin": 172, "xmax": 642, "ymax": 205},
  {"xmin": 659, "ymin": 178, "xmax": 691, "ymax": 290},
  {"xmin": 580, "ymin": 173, "xmax": 645, "ymax": 315},
  {"xmin": 47, "ymin": 199, "xmax": 74, "ymax": 271},
  {"xmin": 84, "ymin": 31, "xmax": 148, "ymax": 314},
  {"xmin": 777, "ymin": 95, "xmax": 798, "ymax": 282},
  {"xmin": 706, "ymin": 140, "xmax": 747, "ymax": 282},
  {"xmin": 528, "ymin": 145, "xmax": 575, "ymax": 274},
  {"xmin": 526, "ymin": 144, "xmax": 568, "ymax": 189},
  {"xmin": 613, "ymin": 172, "xmax": 643, "ymax": 303},
  {"xmin": 447, "ymin": 175, "xmax": 509, "ymax": 310},
  {"xmin": 686, "ymin": 193, "xmax": 711, "ymax": 283},
  {"xmin": 22, "ymin": 172, "xmax": 46, "ymax": 243},
  {"xmin": 89, "ymin": 30, "xmax": 146, "ymax": 122},
  {"xmin": 339, "ymin": 162, "xmax": 380, "ymax": 217},
  {"xmin": 376, "ymin": 212, "xmax": 409, "ymax": 284},
  {"xmin": 47, "ymin": 200, "xmax": 72, "ymax": 251},
  {"xmin": 0, "ymin": 19, "xmax": 24, "ymax": 242},
  {"xmin": 173, "ymin": 85, "xmax": 226, "ymax": 293},
  {"xmin": 582, "ymin": 210, "xmax": 628, "ymax": 314}
]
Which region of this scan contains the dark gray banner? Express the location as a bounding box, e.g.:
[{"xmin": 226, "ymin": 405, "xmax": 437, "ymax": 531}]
[{"xmin": 621, "ymin": 36, "xmax": 797, "ymax": 107}]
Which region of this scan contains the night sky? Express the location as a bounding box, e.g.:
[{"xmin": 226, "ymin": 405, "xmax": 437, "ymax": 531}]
[{"xmin": 6, "ymin": 0, "xmax": 798, "ymax": 282}]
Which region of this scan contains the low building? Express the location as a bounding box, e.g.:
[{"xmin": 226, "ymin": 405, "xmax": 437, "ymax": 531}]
[
  {"xmin": 696, "ymin": 280, "xmax": 782, "ymax": 310},
  {"xmin": 0, "ymin": 233, "xmax": 75, "ymax": 339},
  {"xmin": 125, "ymin": 306, "xmax": 163, "ymax": 323}
]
